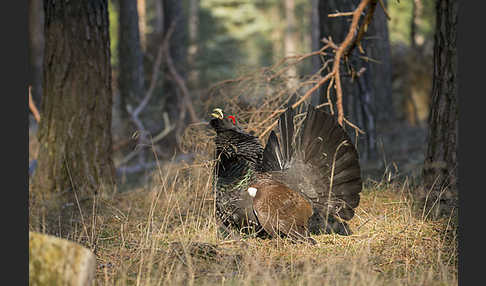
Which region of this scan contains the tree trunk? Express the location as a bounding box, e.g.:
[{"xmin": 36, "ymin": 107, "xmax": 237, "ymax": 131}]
[
  {"xmin": 366, "ymin": 0, "xmax": 394, "ymax": 124},
  {"xmin": 31, "ymin": 0, "xmax": 115, "ymax": 202},
  {"xmin": 137, "ymin": 0, "xmax": 146, "ymax": 51},
  {"xmin": 117, "ymin": 0, "xmax": 146, "ymax": 134},
  {"xmin": 422, "ymin": 0, "xmax": 458, "ymax": 217},
  {"xmin": 284, "ymin": 0, "xmax": 298, "ymax": 88},
  {"xmin": 137, "ymin": 0, "xmax": 188, "ymax": 159},
  {"xmin": 187, "ymin": 0, "xmax": 200, "ymax": 92},
  {"xmin": 28, "ymin": 0, "xmax": 45, "ymax": 116},
  {"xmin": 315, "ymin": 0, "xmax": 392, "ymax": 160},
  {"xmin": 162, "ymin": 0, "xmax": 188, "ymax": 143},
  {"xmin": 310, "ymin": 0, "xmax": 321, "ymax": 106}
]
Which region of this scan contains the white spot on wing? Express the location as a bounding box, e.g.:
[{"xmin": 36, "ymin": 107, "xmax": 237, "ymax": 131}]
[{"xmin": 247, "ymin": 187, "xmax": 258, "ymax": 197}]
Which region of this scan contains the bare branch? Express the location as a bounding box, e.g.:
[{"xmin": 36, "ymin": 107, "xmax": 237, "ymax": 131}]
[
  {"xmin": 165, "ymin": 42, "xmax": 199, "ymax": 123},
  {"xmin": 332, "ymin": 0, "xmax": 372, "ymax": 126},
  {"xmin": 133, "ymin": 22, "xmax": 176, "ymax": 117}
]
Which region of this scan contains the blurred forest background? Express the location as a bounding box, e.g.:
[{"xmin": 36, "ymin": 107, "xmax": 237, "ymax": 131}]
[{"xmin": 28, "ymin": 0, "xmax": 436, "ymax": 184}]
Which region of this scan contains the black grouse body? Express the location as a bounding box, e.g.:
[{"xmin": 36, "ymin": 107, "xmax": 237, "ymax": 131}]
[{"xmin": 210, "ymin": 105, "xmax": 362, "ymax": 243}]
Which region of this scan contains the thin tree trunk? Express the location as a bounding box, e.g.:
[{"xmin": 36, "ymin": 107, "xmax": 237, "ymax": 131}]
[
  {"xmin": 117, "ymin": 0, "xmax": 146, "ymax": 135},
  {"xmin": 138, "ymin": 0, "xmax": 146, "ymax": 51},
  {"xmin": 284, "ymin": 0, "xmax": 298, "ymax": 88},
  {"xmin": 31, "ymin": 0, "xmax": 115, "ymax": 199},
  {"xmin": 310, "ymin": 0, "xmax": 321, "ymax": 106},
  {"xmin": 269, "ymin": 3, "xmax": 283, "ymax": 64},
  {"xmin": 411, "ymin": 0, "xmax": 423, "ymax": 49},
  {"xmin": 422, "ymin": 0, "xmax": 458, "ymax": 217},
  {"xmin": 162, "ymin": 0, "xmax": 188, "ymax": 140},
  {"xmin": 366, "ymin": 0, "xmax": 394, "ymax": 124},
  {"xmin": 187, "ymin": 0, "xmax": 200, "ymax": 91}
]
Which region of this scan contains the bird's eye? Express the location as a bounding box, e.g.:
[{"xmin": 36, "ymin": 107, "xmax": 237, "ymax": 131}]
[{"xmin": 227, "ymin": 115, "xmax": 236, "ymax": 125}]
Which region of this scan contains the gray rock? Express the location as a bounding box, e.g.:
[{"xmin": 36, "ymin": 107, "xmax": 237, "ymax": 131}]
[{"xmin": 29, "ymin": 232, "xmax": 96, "ymax": 286}]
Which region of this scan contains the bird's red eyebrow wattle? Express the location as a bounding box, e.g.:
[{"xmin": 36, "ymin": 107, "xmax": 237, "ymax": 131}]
[{"xmin": 227, "ymin": 115, "xmax": 236, "ymax": 125}]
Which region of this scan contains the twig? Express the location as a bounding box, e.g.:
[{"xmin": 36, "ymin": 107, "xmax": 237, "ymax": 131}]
[
  {"xmin": 378, "ymin": 0, "xmax": 391, "ymax": 20},
  {"xmin": 326, "ymin": 77, "xmax": 335, "ymax": 114},
  {"xmin": 257, "ymin": 71, "xmax": 334, "ymax": 140},
  {"xmin": 120, "ymin": 20, "xmax": 178, "ymax": 170},
  {"xmin": 344, "ymin": 117, "xmax": 365, "ymax": 134},
  {"xmin": 28, "ymin": 86, "xmax": 41, "ymax": 123},
  {"xmin": 328, "ymin": 11, "xmax": 355, "ymax": 18},
  {"xmin": 151, "ymin": 112, "xmax": 175, "ymax": 143},
  {"xmin": 116, "ymin": 111, "xmax": 174, "ymax": 167},
  {"xmin": 347, "ymin": 0, "xmax": 379, "ymax": 57},
  {"xmin": 291, "ymin": 71, "xmax": 334, "ymax": 110}
]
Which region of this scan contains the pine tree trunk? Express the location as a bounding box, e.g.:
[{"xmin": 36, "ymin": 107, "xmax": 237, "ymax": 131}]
[
  {"xmin": 315, "ymin": 0, "xmax": 393, "ymax": 160},
  {"xmin": 187, "ymin": 0, "xmax": 200, "ymax": 91},
  {"xmin": 31, "ymin": 0, "xmax": 115, "ymax": 200},
  {"xmin": 422, "ymin": 0, "xmax": 458, "ymax": 216},
  {"xmin": 117, "ymin": 0, "xmax": 146, "ymax": 133},
  {"xmin": 310, "ymin": 0, "xmax": 321, "ymax": 106},
  {"xmin": 162, "ymin": 0, "xmax": 188, "ymax": 141},
  {"xmin": 366, "ymin": 0, "xmax": 394, "ymax": 124}
]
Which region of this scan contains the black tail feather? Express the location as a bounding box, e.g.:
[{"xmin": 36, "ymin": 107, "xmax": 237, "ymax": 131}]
[
  {"xmin": 278, "ymin": 107, "xmax": 295, "ymax": 168},
  {"xmin": 261, "ymin": 130, "xmax": 284, "ymax": 171}
]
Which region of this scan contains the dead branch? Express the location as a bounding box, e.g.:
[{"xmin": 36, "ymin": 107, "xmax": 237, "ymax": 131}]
[
  {"xmin": 28, "ymin": 86, "xmax": 41, "ymax": 123},
  {"xmin": 346, "ymin": 0, "xmax": 379, "ymax": 57},
  {"xmin": 292, "ymin": 72, "xmax": 334, "ymax": 110},
  {"xmin": 151, "ymin": 112, "xmax": 175, "ymax": 143},
  {"xmin": 117, "ymin": 111, "xmax": 174, "ymax": 168},
  {"xmin": 165, "ymin": 43, "xmax": 199, "ymax": 123},
  {"xmin": 332, "ymin": 0, "xmax": 372, "ymax": 126},
  {"xmin": 132, "ymin": 22, "xmax": 176, "ymax": 118},
  {"xmin": 119, "ymin": 20, "xmax": 180, "ymax": 171},
  {"xmin": 252, "ymin": 0, "xmax": 384, "ymax": 140},
  {"xmin": 378, "ymin": 0, "xmax": 391, "ymax": 20},
  {"xmin": 328, "ymin": 11, "xmax": 355, "ymax": 18},
  {"xmin": 205, "ymin": 0, "xmax": 387, "ymax": 147}
]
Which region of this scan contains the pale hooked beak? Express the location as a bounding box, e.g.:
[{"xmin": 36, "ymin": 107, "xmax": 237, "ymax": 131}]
[{"xmin": 211, "ymin": 108, "xmax": 224, "ymax": 119}]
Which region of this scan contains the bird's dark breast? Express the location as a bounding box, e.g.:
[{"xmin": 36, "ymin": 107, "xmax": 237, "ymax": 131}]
[{"xmin": 214, "ymin": 174, "xmax": 262, "ymax": 235}]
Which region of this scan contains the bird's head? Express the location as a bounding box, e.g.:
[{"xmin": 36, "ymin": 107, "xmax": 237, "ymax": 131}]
[
  {"xmin": 209, "ymin": 108, "xmax": 240, "ymax": 132},
  {"xmin": 209, "ymin": 108, "xmax": 263, "ymax": 165}
]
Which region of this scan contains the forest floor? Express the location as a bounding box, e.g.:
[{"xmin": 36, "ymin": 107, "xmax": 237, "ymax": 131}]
[{"xmin": 28, "ymin": 119, "xmax": 457, "ymax": 285}]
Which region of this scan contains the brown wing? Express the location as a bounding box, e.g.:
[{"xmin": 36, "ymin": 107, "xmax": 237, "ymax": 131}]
[{"xmin": 251, "ymin": 180, "xmax": 316, "ymax": 244}]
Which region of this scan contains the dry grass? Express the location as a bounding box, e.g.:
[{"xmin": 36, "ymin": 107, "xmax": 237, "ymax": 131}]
[{"xmin": 28, "ymin": 156, "xmax": 457, "ymax": 285}]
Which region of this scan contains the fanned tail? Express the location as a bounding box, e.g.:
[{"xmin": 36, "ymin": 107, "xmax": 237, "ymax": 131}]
[
  {"xmin": 297, "ymin": 105, "xmax": 361, "ymax": 220},
  {"xmin": 261, "ymin": 104, "xmax": 362, "ymax": 235}
]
